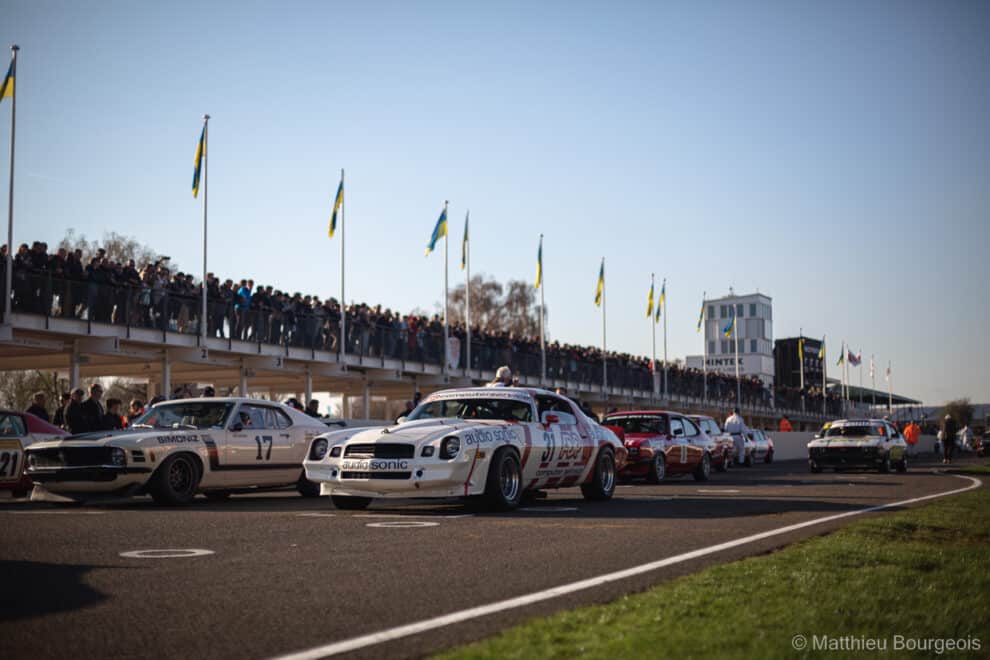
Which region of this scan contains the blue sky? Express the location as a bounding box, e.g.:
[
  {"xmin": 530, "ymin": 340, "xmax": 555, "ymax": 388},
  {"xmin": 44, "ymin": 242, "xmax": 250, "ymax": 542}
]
[{"xmin": 3, "ymin": 0, "xmax": 988, "ymax": 405}]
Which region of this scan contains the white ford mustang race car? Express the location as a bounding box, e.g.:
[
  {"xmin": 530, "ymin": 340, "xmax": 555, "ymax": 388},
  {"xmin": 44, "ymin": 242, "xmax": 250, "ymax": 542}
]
[
  {"xmin": 303, "ymin": 387, "xmax": 627, "ymax": 510},
  {"xmin": 25, "ymin": 397, "xmax": 328, "ymax": 505}
]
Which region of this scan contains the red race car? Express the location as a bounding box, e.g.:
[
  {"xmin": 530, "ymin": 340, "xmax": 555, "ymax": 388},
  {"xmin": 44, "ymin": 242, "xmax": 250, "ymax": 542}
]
[
  {"xmin": 0, "ymin": 410, "xmax": 69, "ymax": 498},
  {"xmin": 603, "ymin": 410, "xmax": 714, "ymax": 482}
]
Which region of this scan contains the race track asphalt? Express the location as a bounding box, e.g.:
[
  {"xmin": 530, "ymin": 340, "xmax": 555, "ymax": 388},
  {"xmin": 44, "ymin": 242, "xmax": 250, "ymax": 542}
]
[{"xmin": 0, "ymin": 457, "xmax": 981, "ymax": 660}]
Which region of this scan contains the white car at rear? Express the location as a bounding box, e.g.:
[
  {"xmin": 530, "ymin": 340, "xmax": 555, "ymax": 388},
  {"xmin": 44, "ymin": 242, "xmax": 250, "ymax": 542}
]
[{"xmin": 303, "ymin": 387, "xmax": 627, "ymax": 510}]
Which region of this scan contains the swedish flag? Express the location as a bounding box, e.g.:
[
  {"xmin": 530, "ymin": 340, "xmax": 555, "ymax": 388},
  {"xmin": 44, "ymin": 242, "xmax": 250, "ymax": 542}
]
[
  {"xmin": 192, "ymin": 125, "xmax": 205, "ymax": 198},
  {"xmin": 534, "ymin": 236, "xmax": 543, "ymax": 289},
  {"xmin": 836, "ymin": 347, "xmax": 844, "ymax": 366},
  {"xmin": 646, "ymin": 281, "xmax": 654, "ymax": 318},
  {"xmin": 425, "ymin": 206, "xmax": 447, "ymax": 256},
  {"xmin": 328, "ymin": 178, "xmax": 343, "ymax": 238},
  {"xmin": 722, "ymin": 309, "xmax": 735, "ymax": 338},
  {"xmin": 0, "ymin": 60, "xmax": 13, "ymax": 103},
  {"xmin": 696, "ymin": 299, "xmax": 705, "ymax": 333},
  {"xmin": 594, "ymin": 260, "xmax": 604, "ymax": 307},
  {"xmin": 656, "ymin": 279, "xmax": 665, "ymax": 323},
  {"xmin": 817, "ymin": 336, "xmax": 825, "ymax": 360},
  {"xmin": 461, "ymin": 212, "xmax": 469, "ymax": 270}
]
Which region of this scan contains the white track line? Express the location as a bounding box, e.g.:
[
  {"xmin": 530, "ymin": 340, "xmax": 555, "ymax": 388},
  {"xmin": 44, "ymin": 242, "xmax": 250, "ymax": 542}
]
[{"xmin": 272, "ymin": 474, "xmax": 982, "ymax": 660}]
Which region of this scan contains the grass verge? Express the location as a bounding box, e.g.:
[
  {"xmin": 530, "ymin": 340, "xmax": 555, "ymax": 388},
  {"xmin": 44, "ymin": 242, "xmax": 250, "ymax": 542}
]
[{"xmin": 437, "ymin": 482, "xmax": 989, "ymax": 659}]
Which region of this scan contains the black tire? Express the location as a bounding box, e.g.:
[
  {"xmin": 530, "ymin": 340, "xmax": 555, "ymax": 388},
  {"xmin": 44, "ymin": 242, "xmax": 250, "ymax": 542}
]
[
  {"xmin": 581, "ymin": 447, "xmax": 617, "ymax": 501},
  {"xmin": 331, "ymin": 495, "xmax": 373, "ymax": 510},
  {"xmin": 809, "ymin": 460, "xmax": 822, "ymax": 473},
  {"xmin": 483, "ymin": 447, "xmax": 523, "ymax": 511},
  {"xmin": 896, "ymin": 455, "xmax": 908, "ymax": 473},
  {"xmin": 203, "ymin": 490, "xmax": 231, "ymax": 501},
  {"xmin": 645, "ymin": 452, "xmax": 666, "ymax": 484},
  {"xmin": 296, "ymin": 473, "xmax": 322, "ymax": 498},
  {"xmin": 692, "ymin": 452, "xmax": 711, "ymax": 482},
  {"xmin": 880, "ymin": 453, "xmax": 892, "ymax": 473},
  {"xmin": 765, "ymin": 450, "xmax": 774, "ymax": 464},
  {"xmin": 715, "ymin": 450, "xmax": 730, "ymax": 473},
  {"xmin": 148, "ymin": 453, "xmax": 201, "ymax": 506}
]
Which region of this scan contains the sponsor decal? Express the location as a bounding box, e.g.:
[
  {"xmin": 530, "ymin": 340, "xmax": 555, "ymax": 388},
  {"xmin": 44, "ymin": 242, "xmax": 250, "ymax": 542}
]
[
  {"xmin": 341, "ymin": 459, "xmax": 410, "ymax": 471},
  {"xmin": 427, "ymin": 390, "xmax": 531, "ymax": 402},
  {"xmin": 155, "ymin": 434, "xmax": 201, "ymax": 445},
  {"xmin": 463, "ymin": 427, "xmax": 520, "ymax": 446}
]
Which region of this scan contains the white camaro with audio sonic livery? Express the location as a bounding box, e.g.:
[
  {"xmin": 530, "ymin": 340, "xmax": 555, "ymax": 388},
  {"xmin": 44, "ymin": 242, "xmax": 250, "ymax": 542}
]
[
  {"xmin": 25, "ymin": 397, "xmax": 328, "ymax": 505},
  {"xmin": 303, "ymin": 387, "xmax": 627, "ymax": 511}
]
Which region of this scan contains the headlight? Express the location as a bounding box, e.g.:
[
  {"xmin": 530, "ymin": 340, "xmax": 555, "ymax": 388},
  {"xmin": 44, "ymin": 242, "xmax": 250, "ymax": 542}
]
[
  {"xmin": 421, "ymin": 446, "xmax": 435, "ymax": 457},
  {"xmin": 440, "ymin": 436, "xmax": 460, "ymax": 459},
  {"xmin": 330, "ymin": 446, "xmax": 342, "ymax": 458},
  {"xmin": 310, "ymin": 439, "xmax": 329, "ymax": 461},
  {"xmin": 110, "ymin": 447, "xmax": 126, "ymax": 466}
]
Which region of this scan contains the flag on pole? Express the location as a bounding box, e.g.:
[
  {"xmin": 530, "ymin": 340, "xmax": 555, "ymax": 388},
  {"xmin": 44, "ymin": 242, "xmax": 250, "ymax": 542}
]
[
  {"xmin": 534, "ymin": 236, "xmax": 543, "ymax": 289},
  {"xmin": 328, "ymin": 178, "xmax": 343, "ymax": 238},
  {"xmin": 0, "ymin": 60, "xmax": 13, "ymax": 102},
  {"xmin": 191, "ymin": 125, "xmax": 206, "ymax": 198},
  {"xmin": 885, "ymin": 363, "xmax": 891, "ymax": 382},
  {"xmin": 696, "ymin": 299, "xmax": 705, "ymax": 332},
  {"xmin": 646, "ymin": 280, "xmax": 654, "ymax": 318},
  {"xmin": 848, "ymin": 350, "xmax": 861, "ymax": 366},
  {"xmin": 460, "ymin": 211, "xmax": 469, "ymax": 270},
  {"xmin": 818, "ymin": 336, "xmax": 826, "ymax": 360},
  {"xmin": 594, "ymin": 260, "xmax": 604, "ymax": 306},
  {"xmin": 870, "ymin": 355, "xmax": 875, "ymax": 378},
  {"xmin": 837, "ymin": 349, "xmax": 844, "ymax": 366},
  {"xmin": 654, "ymin": 279, "xmax": 666, "ymax": 323},
  {"xmin": 798, "ymin": 338, "xmax": 804, "ymax": 362},
  {"xmin": 425, "ymin": 206, "xmax": 448, "ymax": 256},
  {"xmin": 722, "ymin": 308, "xmax": 735, "ymax": 338}
]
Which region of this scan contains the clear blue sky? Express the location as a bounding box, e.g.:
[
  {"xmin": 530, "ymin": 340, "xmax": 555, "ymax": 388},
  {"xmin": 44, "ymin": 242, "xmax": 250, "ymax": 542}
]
[{"xmin": 3, "ymin": 0, "xmax": 988, "ymax": 405}]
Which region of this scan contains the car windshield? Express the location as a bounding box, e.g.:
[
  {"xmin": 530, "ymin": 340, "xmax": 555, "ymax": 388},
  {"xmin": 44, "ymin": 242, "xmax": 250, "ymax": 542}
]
[
  {"xmin": 406, "ymin": 398, "xmax": 533, "ymax": 423},
  {"xmin": 604, "ymin": 415, "xmax": 667, "ymax": 434},
  {"xmin": 132, "ymin": 402, "xmax": 234, "ymax": 430},
  {"xmin": 825, "ymin": 424, "xmax": 883, "ymax": 438}
]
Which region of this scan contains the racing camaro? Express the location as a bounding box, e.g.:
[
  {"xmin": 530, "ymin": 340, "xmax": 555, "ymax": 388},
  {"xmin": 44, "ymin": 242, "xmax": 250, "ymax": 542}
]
[
  {"xmin": 807, "ymin": 419, "xmax": 908, "ymax": 473},
  {"xmin": 303, "ymin": 387, "xmax": 626, "ymax": 511},
  {"xmin": 602, "ymin": 410, "xmax": 716, "ymax": 482},
  {"xmin": 25, "ymin": 397, "xmax": 328, "ymax": 505}
]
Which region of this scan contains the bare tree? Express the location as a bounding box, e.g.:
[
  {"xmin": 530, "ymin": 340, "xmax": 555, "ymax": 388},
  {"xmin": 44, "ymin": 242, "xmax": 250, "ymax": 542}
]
[
  {"xmin": 448, "ymin": 274, "xmax": 539, "ymax": 335},
  {"xmin": 59, "ymin": 229, "xmax": 170, "ymax": 270},
  {"xmin": 942, "ymin": 398, "xmax": 974, "ymax": 427}
]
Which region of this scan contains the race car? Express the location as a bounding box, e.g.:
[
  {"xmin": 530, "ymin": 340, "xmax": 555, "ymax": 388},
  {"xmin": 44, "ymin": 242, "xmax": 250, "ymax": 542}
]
[
  {"xmin": 25, "ymin": 397, "xmax": 328, "ymax": 505},
  {"xmin": 686, "ymin": 414, "xmax": 735, "ymax": 471},
  {"xmin": 748, "ymin": 428, "xmax": 775, "ymax": 464},
  {"xmin": 303, "ymin": 387, "xmax": 626, "ymax": 511},
  {"xmin": 807, "ymin": 419, "xmax": 908, "ymax": 473},
  {"xmin": 602, "ymin": 410, "xmax": 716, "ymax": 482},
  {"xmin": 0, "ymin": 410, "xmax": 69, "ymax": 498}
]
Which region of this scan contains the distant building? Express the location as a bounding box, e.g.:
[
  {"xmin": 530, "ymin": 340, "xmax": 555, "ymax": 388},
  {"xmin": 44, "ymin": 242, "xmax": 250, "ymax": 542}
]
[
  {"xmin": 774, "ymin": 336, "xmax": 824, "ymax": 390},
  {"xmin": 685, "ymin": 292, "xmax": 774, "ymax": 387}
]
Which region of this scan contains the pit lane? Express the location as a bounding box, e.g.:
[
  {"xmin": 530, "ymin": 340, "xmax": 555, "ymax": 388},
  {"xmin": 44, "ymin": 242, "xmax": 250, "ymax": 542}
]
[{"xmin": 0, "ymin": 458, "xmax": 981, "ymax": 660}]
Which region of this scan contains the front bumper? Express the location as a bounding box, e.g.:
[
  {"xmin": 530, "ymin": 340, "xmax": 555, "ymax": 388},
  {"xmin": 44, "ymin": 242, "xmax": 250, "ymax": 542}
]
[
  {"xmin": 809, "ymin": 448, "xmax": 882, "ymax": 468},
  {"xmin": 304, "ymin": 455, "xmax": 478, "ymax": 499},
  {"xmin": 26, "ymin": 466, "xmax": 152, "ymax": 493}
]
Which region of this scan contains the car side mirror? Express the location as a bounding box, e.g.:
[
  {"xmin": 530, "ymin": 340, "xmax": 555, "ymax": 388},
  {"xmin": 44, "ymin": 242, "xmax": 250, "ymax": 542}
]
[
  {"xmin": 396, "ymin": 416, "xmax": 407, "ymax": 424},
  {"xmin": 231, "ymin": 422, "xmax": 243, "ymax": 432}
]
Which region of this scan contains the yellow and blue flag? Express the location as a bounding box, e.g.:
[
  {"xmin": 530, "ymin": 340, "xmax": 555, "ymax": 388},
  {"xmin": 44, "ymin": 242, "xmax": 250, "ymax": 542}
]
[
  {"xmin": 798, "ymin": 338, "xmax": 804, "ymax": 362},
  {"xmin": 646, "ymin": 281, "xmax": 654, "ymax": 318},
  {"xmin": 836, "ymin": 345, "xmax": 844, "ymax": 366},
  {"xmin": 534, "ymin": 236, "xmax": 543, "ymax": 289},
  {"xmin": 192, "ymin": 125, "xmax": 205, "ymax": 198},
  {"xmin": 696, "ymin": 298, "xmax": 705, "ymax": 333},
  {"xmin": 594, "ymin": 260, "xmax": 604, "ymax": 307},
  {"xmin": 817, "ymin": 336, "xmax": 826, "ymax": 360},
  {"xmin": 328, "ymin": 178, "xmax": 343, "ymax": 238},
  {"xmin": 460, "ymin": 211, "xmax": 469, "ymax": 270},
  {"xmin": 0, "ymin": 60, "xmax": 13, "ymax": 102},
  {"xmin": 722, "ymin": 308, "xmax": 735, "ymax": 338},
  {"xmin": 655, "ymin": 279, "xmax": 666, "ymax": 323},
  {"xmin": 425, "ymin": 206, "xmax": 447, "ymax": 256}
]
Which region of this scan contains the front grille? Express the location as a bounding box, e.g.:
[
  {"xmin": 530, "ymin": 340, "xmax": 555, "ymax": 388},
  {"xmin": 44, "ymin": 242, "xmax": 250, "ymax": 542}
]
[
  {"xmin": 28, "ymin": 447, "xmax": 114, "ymax": 469},
  {"xmin": 344, "ymin": 443, "xmax": 415, "ymax": 459},
  {"xmin": 341, "ymin": 471, "xmax": 412, "ymax": 480}
]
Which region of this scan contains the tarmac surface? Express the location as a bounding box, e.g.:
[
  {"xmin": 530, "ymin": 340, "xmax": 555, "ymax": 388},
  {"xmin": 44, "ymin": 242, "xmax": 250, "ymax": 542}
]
[{"xmin": 0, "ymin": 457, "xmax": 982, "ymax": 660}]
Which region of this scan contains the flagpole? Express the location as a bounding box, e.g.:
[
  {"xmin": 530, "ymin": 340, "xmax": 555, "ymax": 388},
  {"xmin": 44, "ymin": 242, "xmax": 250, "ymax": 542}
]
[
  {"xmin": 601, "ymin": 257, "xmax": 607, "ymax": 402},
  {"xmin": 200, "ymin": 114, "xmax": 209, "ymax": 344},
  {"xmin": 442, "ymin": 201, "xmax": 449, "ymax": 375},
  {"xmin": 887, "ymin": 362, "xmax": 892, "ymax": 412},
  {"xmin": 821, "ymin": 337, "xmax": 827, "ymax": 416},
  {"xmin": 339, "ymin": 168, "xmax": 346, "ymax": 359},
  {"xmin": 799, "ymin": 329, "xmax": 805, "ymax": 412},
  {"xmin": 840, "ymin": 340, "xmax": 846, "ymax": 415},
  {"xmin": 650, "ymin": 273, "xmax": 656, "ymax": 402},
  {"xmin": 3, "ymin": 45, "xmax": 18, "ymax": 324},
  {"xmin": 662, "ymin": 278, "xmax": 668, "ymax": 401},
  {"xmin": 464, "ymin": 210, "xmax": 471, "ymax": 376},
  {"xmin": 538, "ymin": 234, "xmax": 545, "ymax": 386},
  {"xmin": 702, "ymin": 292, "xmax": 708, "ymax": 403},
  {"xmin": 871, "ymin": 354, "xmax": 876, "ymax": 410},
  {"xmin": 734, "ymin": 307, "xmax": 741, "ymax": 408},
  {"xmin": 858, "ymin": 352, "xmax": 863, "ymax": 407}
]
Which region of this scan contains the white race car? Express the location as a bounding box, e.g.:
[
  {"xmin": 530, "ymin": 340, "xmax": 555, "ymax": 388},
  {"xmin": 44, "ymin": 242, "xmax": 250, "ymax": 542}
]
[
  {"xmin": 303, "ymin": 387, "xmax": 627, "ymax": 510},
  {"xmin": 25, "ymin": 397, "xmax": 328, "ymax": 505}
]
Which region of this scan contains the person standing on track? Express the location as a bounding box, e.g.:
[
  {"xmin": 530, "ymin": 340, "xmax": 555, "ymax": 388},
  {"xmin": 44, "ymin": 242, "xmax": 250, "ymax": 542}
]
[
  {"xmin": 941, "ymin": 414, "xmax": 958, "ymax": 464},
  {"xmin": 724, "ymin": 407, "xmax": 749, "ymax": 465}
]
